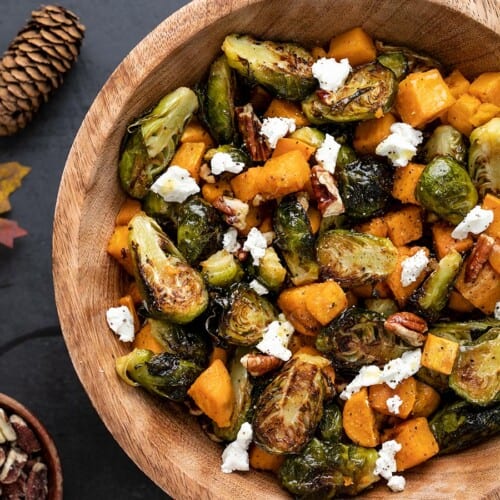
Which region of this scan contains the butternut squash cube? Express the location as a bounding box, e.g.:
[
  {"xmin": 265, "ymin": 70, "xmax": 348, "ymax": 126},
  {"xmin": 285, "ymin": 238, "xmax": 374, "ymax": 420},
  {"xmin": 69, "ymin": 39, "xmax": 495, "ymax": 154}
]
[
  {"xmin": 115, "ymin": 198, "xmax": 142, "ymax": 226},
  {"xmin": 277, "ymin": 286, "xmax": 321, "ymax": 336},
  {"xmin": 355, "ymin": 217, "xmax": 388, "ymax": 238},
  {"xmin": 272, "ymin": 137, "xmax": 315, "ymax": 161},
  {"xmin": 444, "ymin": 69, "xmax": 470, "ymax": 99},
  {"xmin": 328, "ymin": 27, "xmax": 376, "ymax": 66},
  {"xmin": 133, "ymin": 322, "xmax": 164, "ymax": 354},
  {"xmin": 180, "ymin": 120, "xmax": 215, "ymax": 148},
  {"xmin": 482, "ymin": 193, "xmax": 500, "ymax": 239},
  {"xmin": 307, "ymin": 206, "xmax": 321, "ymax": 235},
  {"xmin": 343, "ymin": 387, "xmax": 380, "ymax": 447},
  {"xmin": 169, "ymin": 141, "xmax": 206, "ymax": 183},
  {"xmin": 421, "ymin": 333, "xmax": 459, "ymax": 375},
  {"xmin": 396, "ymin": 69, "xmax": 456, "ymax": 128},
  {"xmin": 303, "ymin": 281, "xmax": 348, "ymax": 326},
  {"xmin": 209, "ymin": 346, "xmax": 228, "ymax": 366},
  {"xmin": 391, "ymin": 162, "xmax": 425, "ymax": 205},
  {"xmin": 488, "ymin": 242, "xmax": 500, "ymax": 275},
  {"xmin": 249, "ymin": 445, "xmax": 285, "ymax": 473},
  {"xmin": 368, "ymin": 377, "xmax": 417, "ymax": 419},
  {"xmin": 264, "ymin": 98, "xmax": 310, "ymax": 127},
  {"xmin": 106, "ymin": 225, "xmax": 134, "ymax": 275},
  {"xmin": 446, "ymin": 93, "xmax": 481, "ymax": 135},
  {"xmin": 353, "ymin": 113, "xmax": 397, "ymax": 155},
  {"xmin": 201, "ymin": 178, "xmax": 233, "ymax": 204},
  {"xmin": 431, "ymin": 221, "xmax": 474, "ymax": 259},
  {"xmin": 411, "ymin": 380, "xmax": 441, "ymax": 418},
  {"xmin": 469, "ymin": 72, "xmax": 500, "ymax": 106},
  {"xmin": 470, "ymin": 102, "xmax": 500, "ymax": 128},
  {"xmin": 311, "ymin": 46, "xmax": 327, "ymax": 60},
  {"xmin": 384, "ymin": 205, "xmax": 423, "ymax": 247},
  {"xmin": 447, "ymin": 289, "xmax": 475, "ymax": 314}
]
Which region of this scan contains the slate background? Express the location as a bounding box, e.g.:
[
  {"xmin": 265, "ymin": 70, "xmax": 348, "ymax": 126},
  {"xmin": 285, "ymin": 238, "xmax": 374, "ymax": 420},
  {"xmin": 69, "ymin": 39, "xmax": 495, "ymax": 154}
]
[{"xmin": 0, "ymin": 1, "xmax": 190, "ymax": 498}]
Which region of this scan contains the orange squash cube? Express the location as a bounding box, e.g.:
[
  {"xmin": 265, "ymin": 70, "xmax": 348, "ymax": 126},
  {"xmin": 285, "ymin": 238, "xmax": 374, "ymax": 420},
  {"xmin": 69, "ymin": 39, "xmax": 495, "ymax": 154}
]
[
  {"xmin": 444, "ymin": 69, "xmax": 470, "ymax": 99},
  {"xmin": 264, "ymin": 98, "xmax": 310, "ymax": 127},
  {"xmin": 133, "ymin": 322, "xmax": 164, "ymax": 354},
  {"xmin": 368, "ymin": 377, "xmax": 417, "ymax": 419},
  {"xmin": 169, "ymin": 141, "xmax": 206, "ymax": 183},
  {"xmin": 469, "ymin": 72, "xmax": 500, "ymax": 106},
  {"xmin": 431, "ymin": 221, "xmax": 474, "ymax": 259},
  {"xmin": 343, "ymin": 387, "xmax": 380, "ymax": 447},
  {"xmin": 391, "ymin": 162, "xmax": 425, "ymax": 205},
  {"xmin": 384, "ymin": 205, "xmax": 423, "ymax": 247},
  {"xmin": 482, "ymin": 193, "xmax": 500, "ymax": 239},
  {"xmin": 446, "ymin": 93, "xmax": 482, "ymax": 135},
  {"xmin": 328, "ymin": 27, "xmax": 376, "ymax": 66},
  {"xmin": 411, "ymin": 380, "xmax": 441, "ymax": 418},
  {"xmin": 421, "ymin": 333, "xmax": 459, "ymax": 375},
  {"xmin": 353, "ymin": 113, "xmax": 397, "ymax": 155}
]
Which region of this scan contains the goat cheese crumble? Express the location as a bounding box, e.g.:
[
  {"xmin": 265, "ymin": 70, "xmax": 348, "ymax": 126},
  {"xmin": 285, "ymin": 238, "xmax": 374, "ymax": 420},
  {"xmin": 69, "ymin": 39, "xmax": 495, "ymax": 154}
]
[
  {"xmin": 210, "ymin": 152, "xmax": 245, "ymax": 175},
  {"xmin": 150, "ymin": 165, "xmax": 200, "ymax": 203},
  {"xmin": 400, "ymin": 249, "xmax": 429, "ymax": 287},
  {"xmin": 315, "ymin": 133, "xmax": 342, "ymax": 174},
  {"xmin": 221, "ymin": 422, "xmax": 253, "ymax": 473},
  {"xmin": 256, "ymin": 315, "xmax": 294, "ymax": 361},
  {"xmin": 450, "ymin": 205, "xmax": 494, "ymax": 240},
  {"xmin": 340, "ymin": 349, "xmax": 422, "ymax": 399},
  {"xmin": 260, "ymin": 117, "xmax": 296, "ymax": 148},
  {"xmin": 106, "ymin": 306, "xmax": 135, "ymax": 343},
  {"xmin": 495, "ymin": 302, "xmax": 500, "ymax": 320},
  {"xmin": 386, "ymin": 394, "xmax": 403, "ymax": 415},
  {"xmin": 243, "ymin": 227, "xmax": 268, "ymax": 265},
  {"xmin": 375, "ymin": 123, "xmax": 423, "ymax": 167},
  {"xmin": 222, "ymin": 227, "xmax": 241, "ymax": 253},
  {"xmin": 249, "ymin": 279, "xmax": 269, "ymax": 296},
  {"xmin": 374, "ymin": 440, "xmax": 406, "ymax": 492},
  {"xmin": 312, "ymin": 57, "xmax": 351, "ymax": 92}
]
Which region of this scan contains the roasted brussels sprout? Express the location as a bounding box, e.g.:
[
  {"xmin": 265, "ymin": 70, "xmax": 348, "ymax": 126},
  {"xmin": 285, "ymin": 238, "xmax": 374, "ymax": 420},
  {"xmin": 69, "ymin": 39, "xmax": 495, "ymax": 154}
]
[
  {"xmin": 204, "ymin": 54, "xmax": 238, "ymax": 144},
  {"xmin": 116, "ymin": 349, "xmax": 203, "ymax": 401},
  {"xmin": 316, "ymin": 307, "xmax": 411, "ymax": 372},
  {"xmin": 278, "ymin": 438, "xmax": 379, "ymax": 498},
  {"xmin": 335, "ymin": 144, "xmax": 357, "ymax": 169},
  {"xmin": 274, "ymin": 195, "xmax": 319, "ymax": 286},
  {"xmin": 204, "ymin": 144, "xmax": 250, "ymax": 166},
  {"xmin": 318, "ymin": 401, "xmax": 343, "ymax": 443},
  {"xmin": 424, "ymin": 125, "xmax": 467, "ymax": 165},
  {"xmin": 256, "ymin": 246, "xmax": 287, "ymax": 292},
  {"xmin": 430, "ymin": 400, "xmax": 500, "ymax": 454},
  {"xmin": 289, "ymin": 126, "xmax": 326, "ymax": 148},
  {"xmin": 429, "ymin": 318, "xmax": 500, "ymax": 343},
  {"xmin": 377, "ymin": 51, "xmax": 408, "ymax": 80},
  {"xmin": 302, "ymin": 62, "xmax": 397, "ymax": 124},
  {"xmin": 218, "ymin": 283, "xmax": 277, "ymax": 345},
  {"xmin": 119, "ymin": 87, "xmax": 198, "ymax": 198},
  {"xmin": 200, "ymin": 249, "xmax": 244, "ymax": 288},
  {"xmin": 317, "ymin": 230, "xmax": 398, "ymax": 287},
  {"xmin": 128, "ymin": 213, "xmax": 208, "ymax": 323},
  {"xmin": 143, "ymin": 191, "xmax": 179, "ymax": 228},
  {"xmin": 336, "ymin": 157, "xmax": 393, "ymax": 219},
  {"xmin": 147, "ymin": 318, "xmax": 210, "ymax": 366},
  {"xmin": 449, "ymin": 329, "xmax": 500, "ymax": 405},
  {"xmin": 176, "ymin": 195, "xmax": 224, "ymax": 264},
  {"xmin": 410, "ymin": 250, "xmax": 462, "ymax": 323},
  {"xmin": 364, "ymin": 298, "xmax": 399, "ymax": 318},
  {"xmin": 416, "ymin": 156, "xmax": 478, "ymax": 224},
  {"xmin": 222, "ymin": 34, "xmax": 316, "ymax": 101},
  {"xmin": 253, "ymin": 351, "xmax": 334, "ymax": 454},
  {"xmin": 416, "ymin": 366, "xmax": 450, "ymax": 394},
  {"xmin": 468, "ymin": 117, "xmax": 500, "ymax": 197}
]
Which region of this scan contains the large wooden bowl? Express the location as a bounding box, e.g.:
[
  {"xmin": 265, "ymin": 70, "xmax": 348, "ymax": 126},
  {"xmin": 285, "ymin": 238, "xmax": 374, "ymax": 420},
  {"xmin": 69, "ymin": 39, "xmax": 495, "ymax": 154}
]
[{"xmin": 52, "ymin": 1, "xmax": 500, "ymax": 498}]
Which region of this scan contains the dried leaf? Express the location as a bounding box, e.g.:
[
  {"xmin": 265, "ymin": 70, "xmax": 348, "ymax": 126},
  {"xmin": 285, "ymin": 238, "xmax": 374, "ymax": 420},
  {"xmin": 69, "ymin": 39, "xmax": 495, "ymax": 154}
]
[
  {"xmin": 0, "ymin": 162, "xmax": 31, "ymax": 214},
  {"xmin": 0, "ymin": 218, "xmax": 28, "ymax": 248}
]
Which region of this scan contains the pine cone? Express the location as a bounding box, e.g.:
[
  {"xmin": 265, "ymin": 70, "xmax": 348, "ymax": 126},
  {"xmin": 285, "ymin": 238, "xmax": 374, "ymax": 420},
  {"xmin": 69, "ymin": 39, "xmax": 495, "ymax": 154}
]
[{"xmin": 0, "ymin": 5, "xmax": 85, "ymax": 136}]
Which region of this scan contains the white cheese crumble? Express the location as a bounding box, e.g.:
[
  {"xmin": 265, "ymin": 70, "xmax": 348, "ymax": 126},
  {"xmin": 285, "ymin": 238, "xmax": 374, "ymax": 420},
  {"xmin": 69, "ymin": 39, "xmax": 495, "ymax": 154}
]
[
  {"xmin": 106, "ymin": 306, "xmax": 135, "ymax": 343},
  {"xmin": 222, "ymin": 227, "xmax": 241, "ymax": 253},
  {"xmin": 375, "ymin": 123, "xmax": 423, "ymax": 167},
  {"xmin": 386, "ymin": 394, "xmax": 403, "ymax": 415},
  {"xmin": 495, "ymin": 302, "xmax": 500, "ymax": 320},
  {"xmin": 400, "ymin": 249, "xmax": 429, "ymax": 287},
  {"xmin": 150, "ymin": 165, "xmax": 200, "ymax": 203},
  {"xmin": 210, "ymin": 152, "xmax": 245, "ymax": 175},
  {"xmin": 374, "ymin": 440, "xmax": 401, "ymax": 480},
  {"xmin": 249, "ymin": 279, "xmax": 269, "ymax": 296},
  {"xmin": 312, "ymin": 57, "xmax": 351, "ymax": 92},
  {"xmin": 340, "ymin": 349, "xmax": 422, "ymax": 399},
  {"xmin": 221, "ymin": 422, "xmax": 253, "ymax": 473},
  {"xmin": 256, "ymin": 315, "xmax": 294, "ymax": 361},
  {"xmin": 387, "ymin": 475, "xmax": 406, "ymax": 493},
  {"xmin": 451, "ymin": 205, "xmax": 494, "ymax": 240},
  {"xmin": 315, "ymin": 133, "xmax": 342, "ymax": 174},
  {"xmin": 260, "ymin": 117, "xmax": 296, "ymax": 148},
  {"xmin": 243, "ymin": 227, "xmax": 268, "ymax": 266}
]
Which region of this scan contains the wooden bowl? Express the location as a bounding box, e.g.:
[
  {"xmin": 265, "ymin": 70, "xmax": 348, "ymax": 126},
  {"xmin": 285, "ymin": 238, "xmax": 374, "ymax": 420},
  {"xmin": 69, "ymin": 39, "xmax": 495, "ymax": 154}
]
[
  {"xmin": 52, "ymin": 0, "xmax": 500, "ymax": 498},
  {"xmin": 0, "ymin": 393, "xmax": 63, "ymax": 500}
]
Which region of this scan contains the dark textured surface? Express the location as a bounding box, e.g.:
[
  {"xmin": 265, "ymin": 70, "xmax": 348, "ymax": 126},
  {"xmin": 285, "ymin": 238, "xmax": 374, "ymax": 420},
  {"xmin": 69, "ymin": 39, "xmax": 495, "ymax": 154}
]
[{"xmin": 0, "ymin": 1, "xmax": 189, "ymax": 498}]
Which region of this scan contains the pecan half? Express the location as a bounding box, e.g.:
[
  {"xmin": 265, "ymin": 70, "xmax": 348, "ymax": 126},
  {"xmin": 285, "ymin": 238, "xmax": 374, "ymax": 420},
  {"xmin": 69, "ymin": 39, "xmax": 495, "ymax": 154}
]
[
  {"xmin": 9, "ymin": 416, "xmax": 40, "ymax": 455},
  {"xmin": 0, "ymin": 448, "xmax": 28, "ymax": 484},
  {"xmin": 0, "ymin": 410, "xmax": 16, "ymax": 443},
  {"xmin": 240, "ymin": 353, "xmax": 283, "ymax": 376},
  {"xmin": 384, "ymin": 312, "xmax": 428, "ymax": 347},
  {"xmin": 465, "ymin": 233, "xmax": 495, "ymax": 283},
  {"xmin": 235, "ymin": 103, "xmax": 271, "ymax": 162},
  {"xmin": 310, "ymin": 165, "xmax": 345, "ymax": 217},
  {"xmin": 26, "ymin": 462, "xmax": 48, "ymax": 500},
  {"xmin": 212, "ymin": 195, "xmax": 249, "ymax": 231}
]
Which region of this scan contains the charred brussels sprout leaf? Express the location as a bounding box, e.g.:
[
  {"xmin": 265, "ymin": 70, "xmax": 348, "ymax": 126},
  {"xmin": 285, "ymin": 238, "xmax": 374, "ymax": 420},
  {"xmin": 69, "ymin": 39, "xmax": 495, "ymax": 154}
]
[
  {"xmin": 274, "ymin": 195, "xmax": 319, "ymax": 286},
  {"xmin": 318, "ymin": 402, "xmax": 343, "ymax": 442},
  {"xmin": 200, "ymin": 249, "xmax": 244, "ymax": 288},
  {"xmin": 336, "ymin": 157, "xmax": 393, "ymax": 219},
  {"xmin": 222, "ymin": 34, "xmax": 316, "ymax": 101},
  {"xmin": 416, "ymin": 155, "xmax": 478, "ymax": 224},
  {"xmin": 317, "ymin": 230, "xmax": 398, "ymax": 287},
  {"xmin": 429, "ymin": 318, "xmax": 500, "ymax": 343},
  {"xmin": 218, "ymin": 283, "xmax": 277, "ymax": 345},
  {"xmin": 143, "ymin": 191, "xmax": 179, "ymax": 229},
  {"xmin": 204, "ymin": 144, "xmax": 250, "ymax": 165},
  {"xmin": 254, "ymin": 352, "xmax": 333, "ymax": 454},
  {"xmin": 128, "ymin": 213, "xmax": 208, "ymax": 324},
  {"xmin": 316, "ymin": 307, "xmax": 411, "ymax": 372},
  {"xmin": 424, "ymin": 125, "xmax": 467, "ymax": 165},
  {"xmin": 377, "ymin": 51, "xmax": 408, "ymax": 80},
  {"xmin": 256, "ymin": 246, "xmax": 287, "ymax": 292},
  {"xmin": 119, "ymin": 87, "xmax": 198, "ymax": 199},
  {"xmin": 278, "ymin": 438, "xmax": 379, "ymax": 498},
  {"xmin": 302, "ymin": 62, "xmax": 397, "ymax": 124},
  {"xmin": 204, "ymin": 55, "xmax": 238, "ymax": 144},
  {"xmin": 116, "ymin": 349, "xmax": 203, "ymax": 401},
  {"xmin": 176, "ymin": 195, "xmax": 224, "ymax": 264},
  {"xmin": 430, "ymin": 400, "xmax": 500, "ymax": 454},
  {"xmin": 468, "ymin": 117, "xmax": 500, "ymax": 197},
  {"xmin": 449, "ymin": 329, "xmax": 500, "ymax": 405}
]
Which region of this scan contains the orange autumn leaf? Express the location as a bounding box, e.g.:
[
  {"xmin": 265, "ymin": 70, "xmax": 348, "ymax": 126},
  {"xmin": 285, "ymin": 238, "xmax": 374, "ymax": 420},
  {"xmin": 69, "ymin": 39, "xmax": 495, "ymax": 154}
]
[
  {"xmin": 0, "ymin": 162, "xmax": 31, "ymax": 214},
  {"xmin": 0, "ymin": 218, "xmax": 28, "ymax": 248}
]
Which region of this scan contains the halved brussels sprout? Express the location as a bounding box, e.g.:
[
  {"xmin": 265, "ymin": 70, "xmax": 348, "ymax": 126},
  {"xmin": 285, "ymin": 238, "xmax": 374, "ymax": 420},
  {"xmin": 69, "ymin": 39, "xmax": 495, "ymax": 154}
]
[
  {"xmin": 416, "ymin": 155, "xmax": 478, "ymax": 224},
  {"xmin": 377, "ymin": 51, "xmax": 408, "ymax": 80},
  {"xmin": 143, "ymin": 191, "xmax": 179, "ymax": 228},
  {"xmin": 256, "ymin": 246, "xmax": 287, "ymax": 292},
  {"xmin": 116, "ymin": 348, "xmax": 203, "ymax": 401},
  {"xmin": 289, "ymin": 126, "xmax": 326, "ymax": 148},
  {"xmin": 274, "ymin": 195, "xmax": 319, "ymax": 286},
  {"xmin": 302, "ymin": 62, "xmax": 397, "ymax": 124},
  {"xmin": 318, "ymin": 401, "xmax": 343, "ymax": 443},
  {"xmin": 253, "ymin": 351, "xmax": 333, "ymax": 454},
  {"xmin": 424, "ymin": 125, "xmax": 467, "ymax": 165},
  {"xmin": 364, "ymin": 298, "xmax": 399, "ymax": 318},
  {"xmin": 468, "ymin": 117, "xmax": 500, "ymax": 197},
  {"xmin": 204, "ymin": 144, "xmax": 250, "ymax": 166},
  {"xmin": 336, "ymin": 157, "xmax": 393, "ymax": 219},
  {"xmin": 200, "ymin": 249, "xmax": 244, "ymax": 288},
  {"xmin": 119, "ymin": 87, "xmax": 198, "ymax": 199},
  {"xmin": 218, "ymin": 283, "xmax": 277, "ymax": 345},
  {"xmin": 449, "ymin": 328, "xmax": 500, "ymax": 405},
  {"xmin": 429, "ymin": 318, "xmax": 500, "ymax": 343},
  {"xmin": 316, "ymin": 307, "xmax": 411, "ymax": 372},
  {"xmin": 430, "ymin": 400, "xmax": 500, "ymax": 454},
  {"xmin": 222, "ymin": 34, "xmax": 316, "ymax": 101},
  {"xmin": 317, "ymin": 230, "xmax": 398, "ymax": 287},
  {"xmin": 128, "ymin": 213, "xmax": 208, "ymax": 324}
]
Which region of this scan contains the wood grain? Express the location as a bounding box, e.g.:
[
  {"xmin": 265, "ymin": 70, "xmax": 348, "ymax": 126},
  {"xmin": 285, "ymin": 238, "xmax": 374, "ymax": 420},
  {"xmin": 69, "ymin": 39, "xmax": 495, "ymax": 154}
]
[{"xmin": 52, "ymin": 1, "xmax": 500, "ymax": 499}]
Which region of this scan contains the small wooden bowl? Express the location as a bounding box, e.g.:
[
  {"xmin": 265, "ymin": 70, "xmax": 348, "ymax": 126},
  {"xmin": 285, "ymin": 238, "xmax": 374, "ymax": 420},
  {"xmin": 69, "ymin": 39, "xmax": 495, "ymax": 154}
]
[
  {"xmin": 0, "ymin": 393, "xmax": 63, "ymax": 500},
  {"xmin": 52, "ymin": 0, "xmax": 500, "ymax": 498}
]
